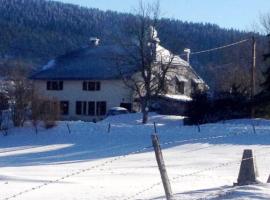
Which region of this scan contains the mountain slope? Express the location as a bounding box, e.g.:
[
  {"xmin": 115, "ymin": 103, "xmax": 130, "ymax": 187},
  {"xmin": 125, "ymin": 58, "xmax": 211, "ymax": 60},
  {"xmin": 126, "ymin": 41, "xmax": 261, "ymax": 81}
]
[{"xmin": 0, "ymin": 0, "xmax": 264, "ymax": 89}]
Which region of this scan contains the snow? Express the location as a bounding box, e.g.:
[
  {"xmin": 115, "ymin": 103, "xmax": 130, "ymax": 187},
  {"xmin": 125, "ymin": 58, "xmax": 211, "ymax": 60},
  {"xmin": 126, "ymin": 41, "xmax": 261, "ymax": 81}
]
[
  {"xmin": 109, "ymin": 107, "xmax": 129, "ymax": 111},
  {"xmin": 163, "ymin": 94, "xmax": 192, "ymax": 102},
  {"xmin": 176, "ymin": 75, "xmax": 188, "ymax": 82},
  {"xmin": 42, "ymin": 59, "xmax": 55, "ymax": 70},
  {"xmin": 1, "ymin": 113, "xmax": 270, "ymax": 200}
]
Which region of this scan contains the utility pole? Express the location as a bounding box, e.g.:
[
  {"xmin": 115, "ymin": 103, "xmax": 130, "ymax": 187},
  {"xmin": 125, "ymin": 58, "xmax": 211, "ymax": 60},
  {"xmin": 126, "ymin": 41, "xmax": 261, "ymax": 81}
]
[
  {"xmin": 251, "ymin": 36, "xmax": 256, "ymax": 99},
  {"xmin": 251, "ymin": 36, "xmax": 256, "ymax": 118}
]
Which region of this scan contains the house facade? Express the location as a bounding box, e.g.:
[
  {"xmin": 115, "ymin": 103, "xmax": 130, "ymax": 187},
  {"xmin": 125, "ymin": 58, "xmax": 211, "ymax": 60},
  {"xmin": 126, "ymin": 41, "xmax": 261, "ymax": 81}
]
[
  {"xmin": 31, "ymin": 33, "xmax": 207, "ymax": 121},
  {"xmin": 33, "ymin": 79, "xmax": 133, "ymax": 121}
]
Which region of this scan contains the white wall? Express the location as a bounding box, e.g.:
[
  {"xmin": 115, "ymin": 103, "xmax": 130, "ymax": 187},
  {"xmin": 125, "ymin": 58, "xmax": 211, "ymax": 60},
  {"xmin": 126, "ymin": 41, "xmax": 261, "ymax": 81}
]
[{"xmin": 34, "ymin": 80, "xmax": 133, "ymax": 121}]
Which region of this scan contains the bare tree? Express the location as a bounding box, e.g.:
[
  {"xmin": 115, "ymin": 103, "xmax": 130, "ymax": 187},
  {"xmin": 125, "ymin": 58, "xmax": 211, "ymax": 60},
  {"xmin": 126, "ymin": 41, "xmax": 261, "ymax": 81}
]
[
  {"xmin": 113, "ymin": 0, "xmax": 177, "ymax": 123},
  {"xmin": 260, "ymin": 13, "xmax": 270, "ymax": 34},
  {"xmin": 4, "ymin": 60, "xmax": 33, "ymax": 127}
]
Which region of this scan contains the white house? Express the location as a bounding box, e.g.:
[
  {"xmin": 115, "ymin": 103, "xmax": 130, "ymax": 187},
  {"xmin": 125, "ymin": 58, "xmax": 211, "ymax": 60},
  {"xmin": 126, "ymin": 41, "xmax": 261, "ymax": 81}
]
[{"xmin": 30, "ymin": 32, "xmax": 207, "ymax": 121}]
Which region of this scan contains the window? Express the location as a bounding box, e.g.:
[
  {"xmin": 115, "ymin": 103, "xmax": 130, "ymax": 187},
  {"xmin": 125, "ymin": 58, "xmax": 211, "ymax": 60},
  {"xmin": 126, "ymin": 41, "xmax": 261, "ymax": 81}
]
[
  {"xmin": 176, "ymin": 80, "xmax": 185, "ymax": 94},
  {"xmin": 82, "ymin": 102, "xmax": 87, "ymax": 115},
  {"xmin": 83, "ymin": 82, "xmax": 87, "ymax": 90},
  {"xmin": 76, "ymin": 101, "xmax": 82, "ymax": 115},
  {"xmin": 88, "ymin": 102, "xmax": 95, "ymax": 116},
  {"xmin": 88, "ymin": 82, "xmax": 96, "ymax": 91},
  {"xmin": 96, "ymin": 82, "xmax": 101, "ymax": 91},
  {"xmin": 191, "ymin": 80, "xmax": 199, "ymax": 93},
  {"xmin": 60, "ymin": 101, "xmax": 69, "ymax": 115},
  {"xmin": 96, "ymin": 101, "xmax": 107, "ymax": 116},
  {"xmin": 82, "ymin": 81, "xmax": 101, "ymax": 91},
  {"xmin": 76, "ymin": 101, "xmax": 97, "ymax": 116},
  {"xmin": 47, "ymin": 81, "xmax": 63, "ymax": 90}
]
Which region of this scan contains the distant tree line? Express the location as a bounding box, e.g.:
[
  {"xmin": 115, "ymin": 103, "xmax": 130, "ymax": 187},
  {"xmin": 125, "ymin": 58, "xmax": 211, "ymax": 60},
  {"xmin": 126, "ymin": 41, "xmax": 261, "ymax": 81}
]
[{"xmin": 0, "ymin": 0, "xmax": 266, "ymax": 91}]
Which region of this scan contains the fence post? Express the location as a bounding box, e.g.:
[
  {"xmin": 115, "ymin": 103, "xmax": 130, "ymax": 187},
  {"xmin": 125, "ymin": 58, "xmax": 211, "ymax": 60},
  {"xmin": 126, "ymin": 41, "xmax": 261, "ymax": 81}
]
[
  {"xmin": 34, "ymin": 123, "xmax": 38, "ymax": 135},
  {"xmin": 251, "ymin": 123, "xmax": 256, "ymax": 134},
  {"xmin": 66, "ymin": 123, "xmax": 71, "ymax": 134},
  {"xmin": 107, "ymin": 123, "xmax": 111, "ymax": 133},
  {"xmin": 154, "ymin": 122, "xmax": 157, "ymax": 133},
  {"xmin": 151, "ymin": 134, "xmax": 173, "ymax": 200},
  {"xmin": 236, "ymin": 149, "xmax": 258, "ymax": 186},
  {"xmin": 197, "ymin": 123, "xmax": 201, "ymax": 132}
]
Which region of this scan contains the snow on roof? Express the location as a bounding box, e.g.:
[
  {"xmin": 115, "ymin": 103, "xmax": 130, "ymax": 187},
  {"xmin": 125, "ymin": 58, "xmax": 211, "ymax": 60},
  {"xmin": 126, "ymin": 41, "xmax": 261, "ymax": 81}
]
[
  {"xmin": 42, "ymin": 59, "xmax": 55, "ymax": 70},
  {"xmin": 192, "ymin": 77, "xmax": 204, "ymax": 84},
  {"xmin": 156, "ymin": 44, "xmax": 189, "ymax": 66},
  {"xmin": 109, "ymin": 107, "xmax": 128, "ymax": 111},
  {"xmin": 163, "ymin": 94, "xmax": 192, "ymax": 102},
  {"xmin": 176, "ymin": 75, "xmax": 188, "ymax": 82}
]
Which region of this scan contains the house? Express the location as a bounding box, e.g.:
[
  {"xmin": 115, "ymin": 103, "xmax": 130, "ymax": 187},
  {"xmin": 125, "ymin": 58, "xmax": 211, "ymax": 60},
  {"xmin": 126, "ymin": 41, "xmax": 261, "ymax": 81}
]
[{"xmin": 30, "ymin": 31, "xmax": 207, "ymax": 121}]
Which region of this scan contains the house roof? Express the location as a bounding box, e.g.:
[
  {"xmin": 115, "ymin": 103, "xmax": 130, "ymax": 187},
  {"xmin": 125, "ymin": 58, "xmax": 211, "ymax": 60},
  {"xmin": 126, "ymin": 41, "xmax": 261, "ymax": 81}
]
[
  {"xmin": 30, "ymin": 43, "xmax": 197, "ymax": 81},
  {"xmin": 30, "ymin": 45, "xmax": 138, "ymax": 80}
]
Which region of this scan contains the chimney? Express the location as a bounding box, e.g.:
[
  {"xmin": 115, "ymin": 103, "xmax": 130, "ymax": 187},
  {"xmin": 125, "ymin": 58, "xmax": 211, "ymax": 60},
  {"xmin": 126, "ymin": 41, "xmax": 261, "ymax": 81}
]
[
  {"xmin": 89, "ymin": 37, "xmax": 100, "ymax": 46},
  {"xmin": 184, "ymin": 48, "xmax": 191, "ymax": 64}
]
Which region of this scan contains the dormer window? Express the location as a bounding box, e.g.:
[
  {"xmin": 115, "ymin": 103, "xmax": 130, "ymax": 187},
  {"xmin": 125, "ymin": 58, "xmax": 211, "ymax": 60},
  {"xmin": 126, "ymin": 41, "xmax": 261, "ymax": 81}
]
[
  {"xmin": 176, "ymin": 81, "xmax": 185, "ymax": 94},
  {"xmin": 47, "ymin": 81, "xmax": 63, "ymax": 90},
  {"xmin": 82, "ymin": 81, "xmax": 101, "ymax": 91}
]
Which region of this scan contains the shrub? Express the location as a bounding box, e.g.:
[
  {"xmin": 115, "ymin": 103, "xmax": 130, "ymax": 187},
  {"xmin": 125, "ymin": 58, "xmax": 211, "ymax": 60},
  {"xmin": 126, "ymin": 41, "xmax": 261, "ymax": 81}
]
[{"xmin": 31, "ymin": 95, "xmax": 60, "ymax": 129}]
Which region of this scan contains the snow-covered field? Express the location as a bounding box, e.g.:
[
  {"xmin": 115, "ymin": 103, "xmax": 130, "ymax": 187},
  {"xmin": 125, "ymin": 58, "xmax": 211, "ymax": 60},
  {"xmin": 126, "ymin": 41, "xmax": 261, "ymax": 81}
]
[{"xmin": 1, "ymin": 113, "xmax": 270, "ymax": 200}]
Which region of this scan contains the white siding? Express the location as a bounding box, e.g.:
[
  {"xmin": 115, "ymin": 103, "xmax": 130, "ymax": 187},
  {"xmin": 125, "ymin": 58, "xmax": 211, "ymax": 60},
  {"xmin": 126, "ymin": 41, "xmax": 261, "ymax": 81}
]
[{"xmin": 34, "ymin": 80, "xmax": 133, "ymax": 121}]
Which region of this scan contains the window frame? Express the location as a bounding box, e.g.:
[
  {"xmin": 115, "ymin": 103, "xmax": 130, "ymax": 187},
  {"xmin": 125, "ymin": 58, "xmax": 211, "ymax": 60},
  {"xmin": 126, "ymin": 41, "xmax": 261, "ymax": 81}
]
[
  {"xmin": 82, "ymin": 81, "xmax": 101, "ymax": 91},
  {"xmin": 96, "ymin": 101, "xmax": 107, "ymax": 116},
  {"xmin": 60, "ymin": 101, "xmax": 69, "ymax": 115},
  {"xmin": 46, "ymin": 81, "xmax": 63, "ymax": 91}
]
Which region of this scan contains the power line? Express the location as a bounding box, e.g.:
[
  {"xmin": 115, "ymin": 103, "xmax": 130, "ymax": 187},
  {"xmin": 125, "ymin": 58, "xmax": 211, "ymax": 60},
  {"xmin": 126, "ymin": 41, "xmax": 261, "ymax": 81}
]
[{"xmin": 181, "ymin": 38, "xmax": 250, "ymax": 57}]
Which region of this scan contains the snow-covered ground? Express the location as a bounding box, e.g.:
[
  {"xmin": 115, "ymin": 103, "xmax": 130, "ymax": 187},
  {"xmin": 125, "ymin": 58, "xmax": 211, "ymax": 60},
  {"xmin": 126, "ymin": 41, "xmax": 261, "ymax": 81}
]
[{"xmin": 1, "ymin": 113, "xmax": 270, "ymax": 200}]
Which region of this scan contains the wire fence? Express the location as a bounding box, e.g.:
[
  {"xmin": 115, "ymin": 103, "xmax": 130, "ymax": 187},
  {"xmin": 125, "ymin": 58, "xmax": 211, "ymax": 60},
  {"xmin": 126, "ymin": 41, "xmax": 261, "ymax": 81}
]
[
  {"xmin": 123, "ymin": 147, "xmax": 270, "ymax": 200},
  {"xmin": 1, "ymin": 123, "xmax": 269, "ymax": 200}
]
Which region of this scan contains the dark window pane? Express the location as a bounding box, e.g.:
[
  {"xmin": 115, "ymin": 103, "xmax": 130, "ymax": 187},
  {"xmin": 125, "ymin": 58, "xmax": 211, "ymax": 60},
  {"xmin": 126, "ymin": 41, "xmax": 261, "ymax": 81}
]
[
  {"xmin": 88, "ymin": 102, "xmax": 95, "ymax": 116},
  {"xmin": 76, "ymin": 101, "xmax": 82, "ymax": 115},
  {"xmin": 83, "ymin": 102, "xmax": 87, "ymax": 115},
  {"xmin": 59, "ymin": 81, "xmax": 63, "ymax": 90},
  {"xmin": 46, "ymin": 81, "xmax": 51, "ymax": 90},
  {"xmin": 88, "ymin": 82, "xmax": 95, "ymax": 91},
  {"xmin": 97, "ymin": 101, "xmax": 106, "ymax": 116},
  {"xmin": 52, "ymin": 81, "xmax": 58, "ymax": 90},
  {"xmin": 83, "ymin": 82, "xmax": 87, "ymax": 90},
  {"xmin": 96, "ymin": 82, "xmax": 101, "ymax": 91},
  {"xmin": 177, "ymin": 81, "xmax": 185, "ymax": 94},
  {"xmin": 60, "ymin": 101, "xmax": 69, "ymax": 115}
]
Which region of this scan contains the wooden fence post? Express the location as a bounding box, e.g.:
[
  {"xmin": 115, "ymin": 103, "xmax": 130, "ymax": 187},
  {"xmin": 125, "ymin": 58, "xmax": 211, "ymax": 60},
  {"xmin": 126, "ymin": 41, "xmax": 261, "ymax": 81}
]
[
  {"xmin": 151, "ymin": 134, "xmax": 173, "ymax": 200},
  {"xmin": 66, "ymin": 123, "xmax": 71, "ymax": 134},
  {"xmin": 251, "ymin": 123, "xmax": 256, "ymax": 134},
  {"xmin": 197, "ymin": 123, "xmax": 201, "ymax": 132},
  {"xmin": 34, "ymin": 124, "xmax": 38, "ymax": 135},
  {"xmin": 107, "ymin": 123, "xmax": 111, "ymax": 133}
]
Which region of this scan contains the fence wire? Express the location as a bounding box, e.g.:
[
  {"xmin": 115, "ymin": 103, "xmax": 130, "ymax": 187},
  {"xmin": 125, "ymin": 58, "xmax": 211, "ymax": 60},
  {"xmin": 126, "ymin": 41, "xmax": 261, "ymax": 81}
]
[
  {"xmin": 122, "ymin": 147, "xmax": 270, "ymax": 200},
  {"xmin": 1, "ymin": 126, "xmax": 268, "ymax": 200}
]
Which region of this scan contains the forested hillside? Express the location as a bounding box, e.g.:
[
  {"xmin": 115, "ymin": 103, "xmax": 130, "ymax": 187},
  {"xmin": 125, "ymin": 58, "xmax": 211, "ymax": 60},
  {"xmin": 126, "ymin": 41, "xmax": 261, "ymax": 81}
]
[{"xmin": 0, "ymin": 0, "xmax": 265, "ymax": 90}]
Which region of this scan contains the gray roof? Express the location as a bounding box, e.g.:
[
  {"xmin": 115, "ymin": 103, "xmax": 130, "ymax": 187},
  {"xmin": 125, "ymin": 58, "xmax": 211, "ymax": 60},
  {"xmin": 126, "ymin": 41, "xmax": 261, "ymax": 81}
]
[{"xmin": 30, "ymin": 45, "xmax": 138, "ymax": 80}]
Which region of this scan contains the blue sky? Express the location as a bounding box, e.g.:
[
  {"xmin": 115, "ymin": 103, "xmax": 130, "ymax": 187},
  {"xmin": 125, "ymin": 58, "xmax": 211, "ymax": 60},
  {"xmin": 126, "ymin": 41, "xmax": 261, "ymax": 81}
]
[{"xmin": 58, "ymin": 0, "xmax": 270, "ymax": 31}]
